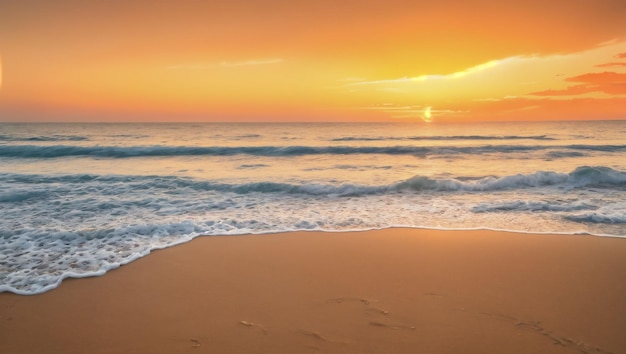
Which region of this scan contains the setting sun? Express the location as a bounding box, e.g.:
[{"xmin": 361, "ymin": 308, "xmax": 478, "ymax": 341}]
[{"xmin": 422, "ymin": 106, "xmax": 432, "ymax": 122}]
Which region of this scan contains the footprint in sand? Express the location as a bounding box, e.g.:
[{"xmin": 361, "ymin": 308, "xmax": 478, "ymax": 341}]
[
  {"xmin": 296, "ymin": 329, "xmax": 348, "ymax": 345},
  {"xmin": 480, "ymin": 312, "xmax": 611, "ymax": 354},
  {"xmin": 189, "ymin": 339, "xmax": 201, "ymax": 348},
  {"xmin": 369, "ymin": 321, "xmax": 416, "ymax": 330},
  {"xmin": 327, "ymin": 297, "xmax": 373, "ymax": 305},
  {"xmin": 238, "ymin": 320, "xmax": 268, "ymax": 335},
  {"xmin": 327, "ymin": 297, "xmax": 389, "ymax": 314},
  {"xmin": 327, "ymin": 297, "xmax": 417, "ymax": 331},
  {"xmin": 298, "ymin": 329, "xmax": 328, "ymax": 341}
]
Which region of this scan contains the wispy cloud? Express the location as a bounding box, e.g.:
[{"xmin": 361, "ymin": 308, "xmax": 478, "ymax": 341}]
[
  {"xmin": 336, "ymin": 77, "xmax": 367, "ymax": 83},
  {"xmin": 218, "ymin": 58, "xmax": 284, "ymax": 68},
  {"xmin": 596, "ymin": 62, "xmax": 626, "ymax": 68},
  {"xmin": 168, "ymin": 58, "xmax": 284, "ymax": 70},
  {"xmin": 532, "ymin": 72, "xmax": 626, "ymax": 96},
  {"xmin": 531, "ymin": 85, "xmax": 595, "ymax": 96},
  {"xmin": 444, "ymin": 59, "xmax": 503, "ymax": 79},
  {"xmin": 595, "ymin": 51, "xmax": 626, "ymax": 67},
  {"xmin": 348, "ymin": 59, "xmax": 507, "ymax": 86},
  {"xmin": 472, "ymin": 96, "xmax": 519, "ymax": 102},
  {"xmin": 167, "ymin": 64, "xmax": 212, "ymax": 70},
  {"xmin": 354, "ymin": 104, "xmax": 463, "ymax": 122},
  {"xmin": 346, "ymin": 77, "xmax": 413, "ymax": 86},
  {"xmin": 567, "ymin": 71, "xmax": 626, "ymax": 84}
]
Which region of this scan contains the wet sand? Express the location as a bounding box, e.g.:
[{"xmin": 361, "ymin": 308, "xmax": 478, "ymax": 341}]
[{"xmin": 1, "ymin": 228, "xmax": 625, "ymax": 354}]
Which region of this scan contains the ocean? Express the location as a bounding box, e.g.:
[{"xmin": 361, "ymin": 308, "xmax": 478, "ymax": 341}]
[{"xmin": 1, "ymin": 121, "xmax": 625, "ymax": 294}]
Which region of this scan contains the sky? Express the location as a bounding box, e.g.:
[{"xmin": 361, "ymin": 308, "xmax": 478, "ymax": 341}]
[{"xmin": 1, "ymin": 0, "xmax": 625, "ymax": 122}]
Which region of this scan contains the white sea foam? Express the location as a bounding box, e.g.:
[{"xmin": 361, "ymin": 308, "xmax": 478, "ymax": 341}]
[
  {"xmin": 1, "ymin": 169, "xmax": 625, "ymax": 294},
  {"xmin": 564, "ymin": 202, "xmax": 626, "ymax": 224},
  {"xmin": 566, "ymin": 213, "xmax": 626, "ymax": 224}
]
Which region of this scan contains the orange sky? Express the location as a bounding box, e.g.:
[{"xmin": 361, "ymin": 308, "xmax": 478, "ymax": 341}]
[{"xmin": 1, "ymin": 0, "xmax": 625, "ymax": 122}]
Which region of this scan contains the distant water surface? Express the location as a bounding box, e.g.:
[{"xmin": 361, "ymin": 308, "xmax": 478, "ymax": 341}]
[{"xmin": 1, "ymin": 121, "xmax": 625, "ymax": 294}]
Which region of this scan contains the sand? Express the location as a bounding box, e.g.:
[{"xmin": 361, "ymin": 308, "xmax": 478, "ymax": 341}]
[{"xmin": 1, "ymin": 228, "xmax": 625, "ymax": 354}]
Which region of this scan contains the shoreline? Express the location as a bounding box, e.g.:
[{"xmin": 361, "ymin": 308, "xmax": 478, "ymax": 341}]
[
  {"xmin": 1, "ymin": 228, "xmax": 625, "ymax": 353},
  {"xmin": 4, "ymin": 226, "xmax": 625, "ymax": 297}
]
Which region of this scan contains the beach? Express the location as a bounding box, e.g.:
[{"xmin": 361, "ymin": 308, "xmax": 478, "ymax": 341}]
[
  {"xmin": 3, "ymin": 2, "xmax": 626, "ymax": 353},
  {"xmin": 1, "ymin": 228, "xmax": 624, "ymax": 354}
]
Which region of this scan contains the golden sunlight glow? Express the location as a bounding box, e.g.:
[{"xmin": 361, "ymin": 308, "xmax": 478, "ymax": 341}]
[
  {"xmin": 344, "ymin": 41, "xmax": 626, "ymax": 122},
  {"xmin": 449, "ymin": 60, "xmax": 502, "ymax": 79},
  {"xmin": 422, "ymin": 106, "xmax": 432, "ymax": 122},
  {"xmin": 406, "ymin": 60, "xmax": 503, "ymax": 81},
  {"xmin": 1, "ymin": 1, "xmax": 625, "ymax": 122}
]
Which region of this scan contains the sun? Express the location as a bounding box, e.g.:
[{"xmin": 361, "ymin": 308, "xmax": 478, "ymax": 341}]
[{"xmin": 422, "ymin": 106, "xmax": 433, "ymax": 122}]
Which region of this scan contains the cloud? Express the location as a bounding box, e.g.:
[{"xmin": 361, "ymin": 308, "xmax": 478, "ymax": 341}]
[
  {"xmin": 566, "ymin": 71, "xmax": 626, "ymax": 84},
  {"xmin": 346, "ymin": 77, "xmax": 413, "ymax": 86},
  {"xmin": 353, "ymin": 104, "xmax": 464, "ymax": 122},
  {"xmin": 596, "ymin": 62, "xmax": 626, "ymax": 68},
  {"xmin": 618, "ymin": 52, "xmax": 626, "ymax": 59},
  {"xmin": 336, "ymin": 77, "xmax": 367, "ymax": 83},
  {"xmin": 445, "ymin": 60, "xmax": 503, "ymax": 79},
  {"xmin": 531, "ymin": 84, "xmax": 596, "ymax": 96},
  {"xmin": 167, "ymin": 64, "xmax": 212, "ymax": 70},
  {"xmin": 358, "ymin": 104, "xmax": 424, "ymax": 111},
  {"xmin": 472, "ymin": 96, "xmax": 519, "ymax": 102},
  {"xmin": 168, "ymin": 58, "xmax": 284, "ymax": 70},
  {"xmin": 348, "ymin": 59, "xmax": 506, "ymax": 86},
  {"xmin": 531, "ymin": 72, "xmax": 626, "ymax": 96},
  {"xmin": 467, "ymin": 95, "xmax": 626, "ymax": 121},
  {"xmin": 218, "ymin": 58, "xmax": 284, "ymax": 67},
  {"xmin": 375, "ymin": 87, "xmax": 406, "ymax": 93},
  {"xmin": 568, "ymin": 72, "xmax": 626, "ymax": 95}
]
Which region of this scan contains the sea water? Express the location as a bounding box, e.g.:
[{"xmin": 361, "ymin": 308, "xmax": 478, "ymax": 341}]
[{"xmin": 1, "ymin": 121, "xmax": 625, "ymax": 294}]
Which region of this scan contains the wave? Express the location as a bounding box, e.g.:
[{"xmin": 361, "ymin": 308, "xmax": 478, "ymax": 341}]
[
  {"xmin": 330, "ymin": 135, "xmax": 555, "ymax": 142},
  {"xmin": 565, "ymin": 213, "xmax": 626, "ymax": 224},
  {"xmin": 471, "ymin": 197, "xmax": 626, "ymax": 227},
  {"xmin": 0, "ymin": 135, "xmax": 88, "ymax": 142},
  {"xmin": 544, "ymin": 151, "xmax": 586, "ymax": 159},
  {"xmin": 2, "ymin": 166, "xmax": 625, "ymax": 295},
  {"xmin": 2, "ymin": 167, "xmax": 625, "ymax": 202},
  {"xmin": 2, "ymin": 144, "xmax": 625, "ymax": 158},
  {"xmin": 0, "ymin": 189, "xmax": 60, "ymax": 203},
  {"xmin": 237, "ymin": 164, "xmax": 270, "ymax": 169},
  {"xmin": 472, "ymin": 200, "xmax": 598, "ymax": 213},
  {"xmin": 394, "ymin": 166, "xmax": 626, "ymax": 192}
]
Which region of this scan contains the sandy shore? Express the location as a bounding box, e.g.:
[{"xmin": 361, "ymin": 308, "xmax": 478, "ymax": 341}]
[{"xmin": 1, "ymin": 229, "xmax": 625, "ymax": 354}]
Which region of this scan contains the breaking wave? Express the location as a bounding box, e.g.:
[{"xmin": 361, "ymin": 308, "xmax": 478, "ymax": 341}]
[
  {"xmin": 2, "ymin": 165, "xmax": 625, "ymax": 295},
  {"xmin": 565, "ymin": 213, "xmax": 626, "ymax": 224},
  {"xmin": 2, "ymin": 144, "xmax": 625, "ymax": 158},
  {"xmin": 0, "ymin": 135, "xmax": 88, "ymax": 142},
  {"xmin": 2, "ymin": 166, "xmax": 624, "ymax": 201}
]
